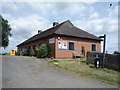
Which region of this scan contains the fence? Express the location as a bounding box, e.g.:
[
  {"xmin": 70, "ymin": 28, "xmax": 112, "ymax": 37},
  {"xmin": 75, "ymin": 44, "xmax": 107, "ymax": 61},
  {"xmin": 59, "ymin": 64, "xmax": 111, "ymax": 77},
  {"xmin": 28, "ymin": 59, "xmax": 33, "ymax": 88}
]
[{"xmin": 86, "ymin": 51, "xmax": 119, "ymax": 71}]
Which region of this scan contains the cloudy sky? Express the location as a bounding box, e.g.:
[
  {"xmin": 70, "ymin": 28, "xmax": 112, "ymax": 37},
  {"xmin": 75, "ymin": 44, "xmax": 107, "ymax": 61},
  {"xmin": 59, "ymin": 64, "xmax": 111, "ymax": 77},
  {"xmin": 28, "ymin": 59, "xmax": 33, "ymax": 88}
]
[{"xmin": 1, "ymin": 1, "xmax": 119, "ymax": 54}]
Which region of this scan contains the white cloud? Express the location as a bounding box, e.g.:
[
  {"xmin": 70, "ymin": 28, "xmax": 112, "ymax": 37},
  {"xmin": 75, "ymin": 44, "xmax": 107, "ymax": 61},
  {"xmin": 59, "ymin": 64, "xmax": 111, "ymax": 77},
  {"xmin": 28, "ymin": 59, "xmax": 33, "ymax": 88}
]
[
  {"xmin": 2, "ymin": 2, "xmax": 20, "ymax": 11},
  {"xmin": 27, "ymin": 2, "xmax": 94, "ymax": 18},
  {"xmin": 90, "ymin": 12, "xmax": 99, "ymax": 19},
  {"xmin": 68, "ymin": 3, "xmax": 87, "ymax": 15},
  {"xmin": 28, "ymin": 2, "xmax": 55, "ymax": 15},
  {"xmin": 108, "ymin": 6, "xmax": 118, "ymax": 17},
  {"xmin": 2, "ymin": 0, "xmax": 119, "ymax": 2}
]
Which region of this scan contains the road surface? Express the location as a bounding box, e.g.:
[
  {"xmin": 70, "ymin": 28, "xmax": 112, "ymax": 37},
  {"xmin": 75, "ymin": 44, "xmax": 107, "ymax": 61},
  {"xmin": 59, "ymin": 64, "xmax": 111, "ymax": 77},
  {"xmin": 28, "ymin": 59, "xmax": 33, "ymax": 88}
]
[{"xmin": 2, "ymin": 56, "xmax": 118, "ymax": 88}]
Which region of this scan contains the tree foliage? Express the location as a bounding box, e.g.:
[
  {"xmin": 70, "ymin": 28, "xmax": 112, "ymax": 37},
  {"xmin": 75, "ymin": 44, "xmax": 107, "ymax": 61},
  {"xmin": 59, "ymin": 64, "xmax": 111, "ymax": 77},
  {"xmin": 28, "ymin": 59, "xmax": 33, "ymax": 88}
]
[
  {"xmin": 38, "ymin": 43, "xmax": 50, "ymax": 58},
  {"xmin": 22, "ymin": 49, "xmax": 28, "ymax": 56},
  {"xmin": 0, "ymin": 15, "xmax": 12, "ymax": 48},
  {"xmin": 114, "ymin": 51, "xmax": 120, "ymax": 55},
  {"xmin": 31, "ymin": 48, "xmax": 35, "ymax": 56}
]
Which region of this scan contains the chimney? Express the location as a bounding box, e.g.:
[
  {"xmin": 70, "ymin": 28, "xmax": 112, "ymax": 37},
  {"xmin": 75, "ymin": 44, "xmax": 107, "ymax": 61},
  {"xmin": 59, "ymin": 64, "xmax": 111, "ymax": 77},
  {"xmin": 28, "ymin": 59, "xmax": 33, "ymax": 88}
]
[
  {"xmin": 53, "ymin": 21, "xmax": 59, "ymax": 26},
  {"xmin": 38, "ymin": 30, "xmax": 42, "ymax": 34}
]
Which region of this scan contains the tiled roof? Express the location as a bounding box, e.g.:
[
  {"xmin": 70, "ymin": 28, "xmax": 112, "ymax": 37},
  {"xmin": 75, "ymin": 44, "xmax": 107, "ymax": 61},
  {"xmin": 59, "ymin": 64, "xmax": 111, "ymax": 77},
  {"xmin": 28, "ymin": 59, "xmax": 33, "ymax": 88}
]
[{"xmin": 17, "ymin": 20, "xmax": 102, "ymax": 47}]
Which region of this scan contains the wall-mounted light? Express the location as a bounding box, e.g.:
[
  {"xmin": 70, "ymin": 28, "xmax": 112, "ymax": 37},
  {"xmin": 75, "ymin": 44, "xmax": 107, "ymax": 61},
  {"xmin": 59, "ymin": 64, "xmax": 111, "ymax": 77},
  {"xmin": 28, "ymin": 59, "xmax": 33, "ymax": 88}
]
[{"xmin": 58, "ymin": 37, "xmax": 61, "ymax": 40}]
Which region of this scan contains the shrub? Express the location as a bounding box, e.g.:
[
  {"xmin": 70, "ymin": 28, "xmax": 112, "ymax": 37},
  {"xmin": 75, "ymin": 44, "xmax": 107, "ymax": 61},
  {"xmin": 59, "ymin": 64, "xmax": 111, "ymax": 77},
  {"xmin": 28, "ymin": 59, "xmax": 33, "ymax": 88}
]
[
  {"xmin": 35, "ymin": 47, "xmax": 39, "ymax": 56},
  {"xmin": 31, "ymin": 48, "xmax": 35, "ymax": 56},
  {"xmin": 17, "ymin": 51, "xmax": 20, "ymax": 56},
  {"xmin": 17, "ymin": 51, "xmax": 23, "ymax": 56},
  {"xmin": 82, "ymin": 46, "xmax": 85, "ymax": 56},
  {"xmin": 38, "ymin": 43, "xmax": 50, "ymax": 58},
  {"xmin": 114, "ymin": 51, "xmax": 120, "ymax": 55},
  {"xmin": 22, "ymin": 49, "xmax": 28, "ymax": 56}
]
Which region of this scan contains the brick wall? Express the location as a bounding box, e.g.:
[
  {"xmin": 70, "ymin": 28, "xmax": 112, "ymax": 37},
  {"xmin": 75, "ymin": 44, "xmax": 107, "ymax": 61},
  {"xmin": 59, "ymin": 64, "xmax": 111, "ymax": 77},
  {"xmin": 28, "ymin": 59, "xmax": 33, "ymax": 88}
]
[
  {"xmin": 17, "ymin": 35, "xmax": 56, "ymax": 57},
  {"xmin": 55, "ymin": 35, "xmax": 101, "ymax": 58}
]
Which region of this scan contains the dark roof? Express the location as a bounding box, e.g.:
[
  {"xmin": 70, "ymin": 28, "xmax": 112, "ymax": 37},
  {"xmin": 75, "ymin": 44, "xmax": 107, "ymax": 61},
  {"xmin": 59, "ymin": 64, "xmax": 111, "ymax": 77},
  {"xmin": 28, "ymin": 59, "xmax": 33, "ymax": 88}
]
[{"xmin": 17, "ymin": 20, "xmax": 102, "ymax": 47}]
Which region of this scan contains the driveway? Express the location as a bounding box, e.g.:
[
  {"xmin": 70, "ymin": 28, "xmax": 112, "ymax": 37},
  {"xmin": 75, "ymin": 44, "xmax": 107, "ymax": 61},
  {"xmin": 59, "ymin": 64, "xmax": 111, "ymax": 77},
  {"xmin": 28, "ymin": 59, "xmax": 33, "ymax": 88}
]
[{"xmin": 2, "ymin": 56, "xmax": 118, "ymax": 88}]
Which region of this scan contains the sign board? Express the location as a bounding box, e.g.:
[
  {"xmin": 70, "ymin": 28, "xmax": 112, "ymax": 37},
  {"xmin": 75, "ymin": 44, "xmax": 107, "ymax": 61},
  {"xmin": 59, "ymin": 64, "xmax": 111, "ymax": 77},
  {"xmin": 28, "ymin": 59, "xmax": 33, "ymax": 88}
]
[
  {"xmin": 49, "ymin": 38, "xmax": 55, "ymax": 44},
  {"xmin": 58, "ymin": 41, "xmax": 67, "ymax": 49}
]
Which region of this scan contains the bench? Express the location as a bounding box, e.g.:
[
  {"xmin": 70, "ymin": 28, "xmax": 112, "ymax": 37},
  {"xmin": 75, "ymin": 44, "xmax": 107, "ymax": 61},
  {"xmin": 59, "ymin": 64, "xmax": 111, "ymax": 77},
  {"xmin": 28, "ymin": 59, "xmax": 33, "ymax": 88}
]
[{"xmin": 73, "ymin": 51, "xmax": 84, "ymax": 58}]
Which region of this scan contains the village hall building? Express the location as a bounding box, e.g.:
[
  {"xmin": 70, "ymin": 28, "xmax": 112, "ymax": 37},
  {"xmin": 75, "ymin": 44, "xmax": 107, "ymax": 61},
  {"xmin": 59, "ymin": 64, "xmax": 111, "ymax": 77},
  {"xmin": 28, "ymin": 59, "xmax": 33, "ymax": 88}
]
[{"xmin": 17, "ymin": 20, "xmax": 102, "ymax": 58}]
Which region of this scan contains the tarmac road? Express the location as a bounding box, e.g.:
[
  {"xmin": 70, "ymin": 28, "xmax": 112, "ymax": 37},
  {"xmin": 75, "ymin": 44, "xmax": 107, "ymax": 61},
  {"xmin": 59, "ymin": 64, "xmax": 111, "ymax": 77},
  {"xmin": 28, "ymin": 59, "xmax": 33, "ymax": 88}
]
[{"xmin": 2, "ymin": 56, "xmax": 118, "ymax": 88}]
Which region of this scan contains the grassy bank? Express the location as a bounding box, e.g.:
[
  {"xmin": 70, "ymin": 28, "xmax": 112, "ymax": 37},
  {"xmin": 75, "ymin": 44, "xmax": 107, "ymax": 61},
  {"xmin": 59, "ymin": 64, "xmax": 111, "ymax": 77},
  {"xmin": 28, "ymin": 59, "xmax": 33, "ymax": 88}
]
[
  {"xmin": 48, "ymin": 59, "xmax": 119, "ymax": 85},
  {"xmin": 0, "ymin": 53, "xmax": 10, "ymax": 55}
]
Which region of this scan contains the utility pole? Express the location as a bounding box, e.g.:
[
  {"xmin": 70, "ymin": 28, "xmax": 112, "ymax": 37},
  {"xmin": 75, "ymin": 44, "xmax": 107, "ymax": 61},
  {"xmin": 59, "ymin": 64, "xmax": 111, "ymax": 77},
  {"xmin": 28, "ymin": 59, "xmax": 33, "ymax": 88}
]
[{"xmin": 99, "ymin": 34, "xmax": 106, "ymax": 68}]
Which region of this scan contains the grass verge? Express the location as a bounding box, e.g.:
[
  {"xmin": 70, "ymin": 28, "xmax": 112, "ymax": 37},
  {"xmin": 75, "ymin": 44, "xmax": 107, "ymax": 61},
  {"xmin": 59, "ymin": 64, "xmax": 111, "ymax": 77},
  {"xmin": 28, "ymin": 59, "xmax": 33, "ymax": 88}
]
[{"xmin": 48, "ymin": 59, "xmax": 119, "ymax": 85}]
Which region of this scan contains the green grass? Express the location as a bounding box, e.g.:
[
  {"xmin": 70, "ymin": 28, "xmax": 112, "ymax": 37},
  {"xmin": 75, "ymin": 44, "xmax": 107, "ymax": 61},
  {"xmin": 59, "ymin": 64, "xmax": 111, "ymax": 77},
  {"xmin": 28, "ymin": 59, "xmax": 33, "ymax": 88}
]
[
  {"xmin": 48, "ymin": 58, "xmax": 119, "ymax": 85},
  {"xmin": 48, "ymin": 60, "xmax": 60, "ymax": 63},
  {"xmin": 0, "ymin": 53, "xmax": 10, "ymax": 55}
]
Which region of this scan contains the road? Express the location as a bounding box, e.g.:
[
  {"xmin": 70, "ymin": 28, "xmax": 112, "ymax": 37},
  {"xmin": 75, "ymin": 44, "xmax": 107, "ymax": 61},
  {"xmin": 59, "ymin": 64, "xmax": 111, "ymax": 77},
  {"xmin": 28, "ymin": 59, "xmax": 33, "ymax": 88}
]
[{"xmin": 2, "ymin": 56, "xmax": 118, "ymax": 88}]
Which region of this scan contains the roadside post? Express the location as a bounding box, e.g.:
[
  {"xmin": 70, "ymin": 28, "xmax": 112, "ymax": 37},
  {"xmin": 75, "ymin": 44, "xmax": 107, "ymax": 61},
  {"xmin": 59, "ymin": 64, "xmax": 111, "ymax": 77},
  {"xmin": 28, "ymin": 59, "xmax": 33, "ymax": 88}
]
[{"xmin": 99, "ymin": 34, "xmax": 106, "ymax": 68}]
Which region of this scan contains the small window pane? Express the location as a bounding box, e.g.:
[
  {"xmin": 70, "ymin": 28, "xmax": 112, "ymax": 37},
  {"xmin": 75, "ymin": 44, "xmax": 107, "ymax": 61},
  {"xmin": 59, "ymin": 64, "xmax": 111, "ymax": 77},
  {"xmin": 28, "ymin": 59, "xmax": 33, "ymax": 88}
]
[
  {"xmin": 92, "ymin": 44, "xmax": 96, "ymax": 51},
  {"xmin": 69, "ymin": 42, "xmax": 74, "ymax": 50}
]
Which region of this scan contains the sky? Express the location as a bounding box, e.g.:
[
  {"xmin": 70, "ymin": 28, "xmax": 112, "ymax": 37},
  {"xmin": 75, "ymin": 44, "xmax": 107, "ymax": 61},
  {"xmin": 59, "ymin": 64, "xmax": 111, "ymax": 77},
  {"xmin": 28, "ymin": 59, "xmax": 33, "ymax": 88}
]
[{"xmin": 0, "ymin": 1, "xmax": 119, "ymax": 54}]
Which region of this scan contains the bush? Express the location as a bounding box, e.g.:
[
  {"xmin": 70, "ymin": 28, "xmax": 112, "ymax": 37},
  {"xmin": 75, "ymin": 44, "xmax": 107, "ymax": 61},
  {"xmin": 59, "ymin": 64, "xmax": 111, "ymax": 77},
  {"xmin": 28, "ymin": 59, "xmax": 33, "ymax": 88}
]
[
  {"xmin": 35, "ymin": 47, "xmax": 39, "ymax": 56},
  {"xmin": 31, "ymin": 48, "xmax": 35, "ymax": 56},
  {"xmin": 17, "ymin": 51, "xmax": 20, "ymax": 56},
  {"xmin": 38, "ymin": 43, "xmax": 50, "ymax": 58},
  {"xmin": 114, "ymin": 51, "xmax": 120, "ymax": 55},
  {"xmin": 82, "ymin": 46, "xmax": 85, "ymax": 56},
  {"xmin": 17, "ymin": 51, "xmax": 23, "ymax": 56},
  {"xmin": 22, "ymin": 49, "xmax": 28, "ymax": 56}
]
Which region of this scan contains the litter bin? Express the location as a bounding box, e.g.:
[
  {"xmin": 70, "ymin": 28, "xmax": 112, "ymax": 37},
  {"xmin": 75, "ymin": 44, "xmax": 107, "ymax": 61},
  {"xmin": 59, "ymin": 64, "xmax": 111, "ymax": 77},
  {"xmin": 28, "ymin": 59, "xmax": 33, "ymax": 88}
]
[{"xmin": 94, "ymin": 55, "xmax": 100, "ymax": 68}]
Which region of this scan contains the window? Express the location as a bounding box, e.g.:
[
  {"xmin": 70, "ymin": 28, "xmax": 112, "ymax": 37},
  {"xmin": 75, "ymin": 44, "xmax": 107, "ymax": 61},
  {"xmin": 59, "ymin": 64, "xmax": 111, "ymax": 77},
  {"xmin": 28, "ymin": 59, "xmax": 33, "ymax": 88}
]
[
  {"xmin": 92, "ymin": 44, "xmax": 96, "ymax": 51},
  {"xmin": 69, "ymin": 42, "xmax": 74, "ymax": 50}
]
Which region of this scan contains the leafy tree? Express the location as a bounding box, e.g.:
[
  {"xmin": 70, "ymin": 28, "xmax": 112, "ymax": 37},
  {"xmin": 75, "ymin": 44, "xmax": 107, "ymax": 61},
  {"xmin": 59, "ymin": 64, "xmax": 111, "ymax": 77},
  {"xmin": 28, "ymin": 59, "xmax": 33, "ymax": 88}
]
[
  {"xmin": 114, "ymin": 51, "xmax": 120, "ymax": 55},
  {"xmin": 0, "ymin": 15, "xmax": 12, "ymax": 48},
  {"xmin": 38, "ymin": 43, "xmax": 50, "ymax": 58}
]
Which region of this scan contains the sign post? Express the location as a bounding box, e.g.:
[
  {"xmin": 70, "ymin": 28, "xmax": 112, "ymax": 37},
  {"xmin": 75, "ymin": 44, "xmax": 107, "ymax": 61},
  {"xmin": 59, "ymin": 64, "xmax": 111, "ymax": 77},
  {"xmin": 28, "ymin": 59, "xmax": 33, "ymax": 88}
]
[{"xmin": 99, "ymin": 34, "xmax": 106, "ymax": 68}]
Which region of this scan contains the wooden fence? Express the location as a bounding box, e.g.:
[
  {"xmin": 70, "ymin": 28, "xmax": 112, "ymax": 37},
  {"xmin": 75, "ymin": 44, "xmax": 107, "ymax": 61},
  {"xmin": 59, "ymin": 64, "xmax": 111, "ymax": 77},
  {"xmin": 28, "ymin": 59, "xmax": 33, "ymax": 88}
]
[{"xmin": 86, "ymin": 51, "xmax": 119, "ymax": 71}]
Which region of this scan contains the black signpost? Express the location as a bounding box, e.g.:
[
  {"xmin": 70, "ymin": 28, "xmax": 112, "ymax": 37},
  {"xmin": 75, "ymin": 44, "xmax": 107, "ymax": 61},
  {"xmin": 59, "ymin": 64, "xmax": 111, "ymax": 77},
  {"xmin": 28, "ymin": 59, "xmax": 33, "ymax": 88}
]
[{"xmin": 99, "ymin": 34, "xmax": 106, "ymax": 68}]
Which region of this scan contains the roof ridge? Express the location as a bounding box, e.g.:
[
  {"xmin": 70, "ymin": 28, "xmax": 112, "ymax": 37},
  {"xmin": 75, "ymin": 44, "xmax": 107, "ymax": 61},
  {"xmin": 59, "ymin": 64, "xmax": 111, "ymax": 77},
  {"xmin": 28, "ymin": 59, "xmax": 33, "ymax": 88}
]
[
  {"xmin": 37, "ymin": 20, "xmax": 67, "ymax": 34},
  {"xmin": 54, "ymin": 20, "xmax": 74, "ymax": 34}
]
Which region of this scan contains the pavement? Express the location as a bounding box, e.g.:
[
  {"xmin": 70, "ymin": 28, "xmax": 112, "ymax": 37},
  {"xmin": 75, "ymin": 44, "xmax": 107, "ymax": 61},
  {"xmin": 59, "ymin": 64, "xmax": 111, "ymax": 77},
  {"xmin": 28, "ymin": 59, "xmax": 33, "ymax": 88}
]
[{"xmin": 2, "ymin": 55, "xmax": 118, "ymax": 88}]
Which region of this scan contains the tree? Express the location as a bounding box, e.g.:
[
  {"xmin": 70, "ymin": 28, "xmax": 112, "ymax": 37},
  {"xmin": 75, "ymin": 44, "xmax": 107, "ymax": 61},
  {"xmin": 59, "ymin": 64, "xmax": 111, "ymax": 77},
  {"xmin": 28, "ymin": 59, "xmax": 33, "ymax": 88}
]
[
  {"xmin": 38, "ymin": 43, "xmax": 50, "ymax": 58},
  {"xmin": 114, "ymin": 51, "xmax": 120, "ymax": 55},
  {"xmin": 0, "ymin": 15, "xmax": 12, "ymax": 48}
]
